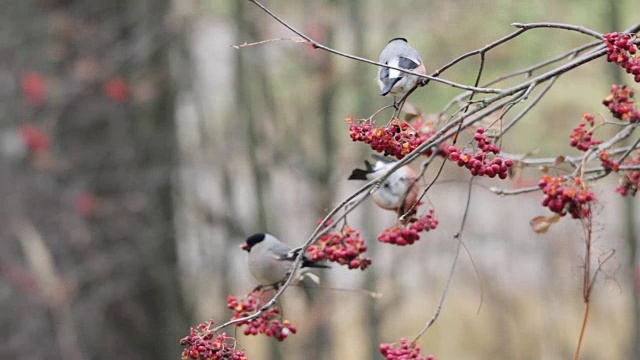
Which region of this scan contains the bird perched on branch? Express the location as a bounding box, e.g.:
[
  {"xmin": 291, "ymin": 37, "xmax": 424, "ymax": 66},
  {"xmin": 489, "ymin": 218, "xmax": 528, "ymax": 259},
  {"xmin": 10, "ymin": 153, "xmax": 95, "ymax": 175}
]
[
  {"xmin": 378, "ymin": 38, "xmax": 426, "ymax": 107},
  {"xmin": 241, "ymin": 233, "xmax": 329, "ymax": 288},
  {"xmin": 349, "ymin": 155, "xmax": 420, "ymax": 215}
]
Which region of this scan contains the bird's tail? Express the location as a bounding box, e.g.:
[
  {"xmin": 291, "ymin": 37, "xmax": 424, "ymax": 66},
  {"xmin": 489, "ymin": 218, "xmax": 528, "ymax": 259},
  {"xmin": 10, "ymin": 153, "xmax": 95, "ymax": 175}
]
[
  {"xmin": 380, "ymin": 77, "xmax": 401, "ymax": 96},
  {"xmin": 302, "ymin": 259, "xmax": 331, "ymax": 269},
  {"xmin": 348, "ymin": 160, "xmax": 375, "ymax": 180}
]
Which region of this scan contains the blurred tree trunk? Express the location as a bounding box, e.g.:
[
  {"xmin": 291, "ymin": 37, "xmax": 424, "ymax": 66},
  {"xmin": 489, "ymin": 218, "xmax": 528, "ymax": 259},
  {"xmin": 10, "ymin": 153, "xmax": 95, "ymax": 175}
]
[
  {"xmin": 0, "ymin": 1, "xmax": 188, "ymax": 359},
  {"xmin": 234, "ymin": 1, "xmax": 281, "ymax": 359},
  {"xmin": 303, "ymin": 1, "xmax": 338, "ymax": 358},
  {"xmin": 234, "ymin": 0, "xmax": 270, "ymax": 233},
  {"xmin": 348, "ymin": 0, "xmax": 382, "ymax": 357}
]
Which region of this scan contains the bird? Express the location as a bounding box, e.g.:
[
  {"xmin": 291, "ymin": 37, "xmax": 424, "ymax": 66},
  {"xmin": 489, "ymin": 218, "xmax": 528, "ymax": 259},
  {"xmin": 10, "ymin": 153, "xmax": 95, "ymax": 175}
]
[
  {"xmin": 241, "ymin": 233, "xmax": 329, "ymax": 288},
  {"xmin": 377, "ymin": 38, "xmax": 426, "ymax": 106},
  {"xmin": 348, "ymin": 155, "xmax": 420, "ymax": 215}
]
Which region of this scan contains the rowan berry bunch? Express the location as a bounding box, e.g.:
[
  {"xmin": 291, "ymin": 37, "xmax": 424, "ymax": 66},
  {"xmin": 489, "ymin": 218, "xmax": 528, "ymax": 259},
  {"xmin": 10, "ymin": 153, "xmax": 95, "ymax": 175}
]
[
  {"xmin": 602, "ymin": 84, "xmax": 640, "ymax": 122},
  {"xmin": 569, "ymin": 113, "xmax": 602, "ymax": 151},
  {"xmin": 19, "ymin": 123, "xmax": 50, "ymax": 154},
  {"xmin": 180, "ymin": 321, "xmax": 248, "ymax": 360},
  {"xmin": 604, "ymin": 32, "xmax": 640, "ymax": 83},
  {"xmin": 227, "ymin": 291, "xmax": 297, "ymax": 341},
  {"xmin": 306, "ymin": 225, "xmax": 371, "ymax": 270},
  {"xmin": 538, "ymin": 175, "xmax": 595, "ymax": 219},
  {"xmin": 347, "ymin": 116, "xmax": 430, "ymax": 160},
  {"xmin": 599, "ymin": 151, "xmax": 620, "ymax": 172},
  {"xmin": 615, "ymin": 153, "xmax": 640, "ymax": 196},
  {"xmin": 447, "ymin": 128, "xmax": 513, "ymax": 178},
  {"xmin": 378, "ymin": 209, "xmax": 438, "ymax": 246},
  {"xmin": 379, "ymin": 338, "xmax": 435, "ymax": 360}
]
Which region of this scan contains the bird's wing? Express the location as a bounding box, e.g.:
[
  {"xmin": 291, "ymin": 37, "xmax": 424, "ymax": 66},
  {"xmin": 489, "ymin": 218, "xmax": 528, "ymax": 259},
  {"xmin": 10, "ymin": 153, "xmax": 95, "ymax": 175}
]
[
  {"xmin": 380, "ymin": 66, "xmax": 390, "ymax": 82},
  {"xmin": 268, "ymin": 242, "xmax": 296, "ymax": 261},
  {"xmin": 380, "ymin": 77, "xmax": 402, "ymax": 96},
  {"xmin": 398, "ymin": 56, "xmax": 421, "ymax": 70}
]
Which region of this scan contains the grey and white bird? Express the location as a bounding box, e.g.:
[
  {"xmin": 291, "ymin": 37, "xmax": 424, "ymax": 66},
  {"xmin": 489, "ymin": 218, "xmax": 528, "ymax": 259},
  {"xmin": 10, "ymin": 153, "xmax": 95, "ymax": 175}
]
[
  {"xmin": 241, "ymin": 233, "xmax": 329, "ymax": 288},
  {"xmin": 348, "ymin": 155, "xmax": 419, "ymax": 215},
  {"xmin": 378, "ymin": 38, "xmax": 426, "ymax": 105}
]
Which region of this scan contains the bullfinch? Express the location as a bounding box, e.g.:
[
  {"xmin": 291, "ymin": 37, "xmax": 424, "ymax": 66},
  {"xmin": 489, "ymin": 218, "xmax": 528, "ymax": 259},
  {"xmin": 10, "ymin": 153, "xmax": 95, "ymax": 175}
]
[
  {"xmin": 378, "ymin": 38, "xmax": 426, "ymax": 105},
  {"xmin": 241, "ymin": 233, "xmax": 329, "ymax": 288},
  {"xmin": 348, "ymin": 155, "xmax": 420, "ymax": 215}
]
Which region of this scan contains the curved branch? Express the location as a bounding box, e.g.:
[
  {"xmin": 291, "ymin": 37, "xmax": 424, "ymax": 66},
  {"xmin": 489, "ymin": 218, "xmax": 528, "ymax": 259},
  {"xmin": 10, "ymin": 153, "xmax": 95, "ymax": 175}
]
[
  {"xmin": 247, "ymin": 0, "xmax": 501, "ymax": 93},
  {"xmin": 511, "ymin": 22, "xmax": 604, "ymax": 40}
]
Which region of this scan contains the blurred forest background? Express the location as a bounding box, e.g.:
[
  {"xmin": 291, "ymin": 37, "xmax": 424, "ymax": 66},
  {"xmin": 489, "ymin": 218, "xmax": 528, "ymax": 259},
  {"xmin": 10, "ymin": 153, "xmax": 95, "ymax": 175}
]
[{"xmin": 1, "ymin": 0, "xmax": 639, "ymax": 359}]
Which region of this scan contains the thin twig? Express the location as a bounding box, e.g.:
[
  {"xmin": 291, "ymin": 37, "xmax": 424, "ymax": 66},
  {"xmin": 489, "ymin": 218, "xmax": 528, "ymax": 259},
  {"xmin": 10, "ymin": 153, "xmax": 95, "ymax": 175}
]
[
  {"xmin": 247, "ymin": 0, "xmax": 501, "ymax": 93},
  {"xmin": 511, "ymin": 22, "xmax": 604, "ymax": 40},
  {"xmin": 412, "ymin": 178, "xmax": 475, "ymax": 342},
  {"xmin": 232, "ymin": 37, "xmax": 306, "ymax": 48},
  {"xmin": 498, "ymin": 76, "xmax": 559, "ymax": 139},
  {"xmin": 617, "ymin": 135, "xmax": 640, "ymax": 164},
  {"xmin": 490, "ymin": 185, "xmax": 540, "ymax": 196}
]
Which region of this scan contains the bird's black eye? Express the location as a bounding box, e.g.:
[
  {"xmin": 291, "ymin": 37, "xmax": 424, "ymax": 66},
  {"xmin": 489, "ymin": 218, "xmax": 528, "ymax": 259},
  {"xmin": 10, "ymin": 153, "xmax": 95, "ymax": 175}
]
[{"xmin": 383, "ymin": 183, "xmax": 390, "ymax": 188}]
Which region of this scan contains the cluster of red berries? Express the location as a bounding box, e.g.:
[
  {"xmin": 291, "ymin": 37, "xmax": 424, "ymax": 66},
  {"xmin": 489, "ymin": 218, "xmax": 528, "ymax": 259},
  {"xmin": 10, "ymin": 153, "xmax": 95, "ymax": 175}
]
[
  {"xmin": 447, "ymin": 128, "xmax": 513, "ymax": 178},
  {"xmin": 379, "ymin": 338, "xmax": 435, "ymax": 360},
  {"xmin": 378, "ymin": 209, "xmax": 438, "ymax": 246},
  {"xmin": 598, "ymin": 151, "xmax": 620, "ymax": 172},
  {"xmin": 538, "ymin": 175, "xmax": 595, "ymax": 219},
  {"xmin": 604, "ymin": 32, "xmax": 640, "ymax": 83},
  {"xmin": 347, "ymin": 117, "xmax": 430, "ymax": 160},
  {"xmin": 602, "ymin": 85, "xmax": 640, "ymax": 122},
  {"xmin": 21, "ymin": 71, "xmax": 46, "ymax": 106},
  {"xmin": 569, "ymin": 113, "xmax": 602, "ymax": 151},
  {"xmin": 19, "ymin": 124, "xmax": 50, "ymax": 154},
  {"xmin": 180, "ymin": 321, "xmax": 248, "ymax": 360},
  {"xmin": 227, "ymin": 291, "xmax": 297, "ymax": 341},
  {"xmin": 307, "ymin": 225, "xmax": 371, "ymax": 270},
  {"xmin": 615, "ymin": 153, "xmax": 640, "ymax": 196}
]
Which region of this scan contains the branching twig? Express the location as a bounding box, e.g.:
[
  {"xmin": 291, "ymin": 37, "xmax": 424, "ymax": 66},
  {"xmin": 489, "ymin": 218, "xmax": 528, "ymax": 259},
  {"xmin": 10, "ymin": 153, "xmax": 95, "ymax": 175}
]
[
  {"xmin": 247, "ymin": 0, "xmax": 501, "ymax": 94},
  {"xmin": 511, "ymin": 22, "xmax": 604, "ymax": 40},
  {"xmin": 412, "ymin": 178, "xmax": 475, "ymax": 342}
]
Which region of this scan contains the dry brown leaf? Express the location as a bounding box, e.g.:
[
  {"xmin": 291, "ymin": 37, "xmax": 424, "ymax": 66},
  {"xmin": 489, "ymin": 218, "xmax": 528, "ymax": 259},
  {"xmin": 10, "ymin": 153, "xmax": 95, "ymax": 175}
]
[
  {"xmin": 530, "ymin": 214, "xmax": 561, "ymax": 234},
  {"xmin": 554, "ymin": 155, "xmax": 565, "ymax": 166}
]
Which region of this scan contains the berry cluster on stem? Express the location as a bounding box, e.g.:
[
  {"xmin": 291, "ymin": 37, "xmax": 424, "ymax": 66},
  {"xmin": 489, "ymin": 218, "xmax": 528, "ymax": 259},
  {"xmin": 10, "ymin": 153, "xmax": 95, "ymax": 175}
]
[
  {"xmin": 602, "ymin": 84, "xmax": 640, "ymax": 122},
  {"xmin": 378, "ymin": 209, "xmax": 438, "ymax": 246},
  {"xmin": 616, "ymin": 153, "xmax": 640, "ymax": 196},
  {"xmin": 447, "ymin": 127, "xmax": 513, "ymax": 178},
  {"xmin": 19, "ymin": 124, "xmax": 50, "ymax": 154},
  {"xmin": 227, "ymin": 290, "xmax": 297, "ymax": 341},
  {"xmin": 180, "ymin": 321, "xmax": 248, "ymax": 360},
  {"xmin": 307, "ymin": 224, "xmax": 371, "ymax": 270},
  {"xmin": 347, "ymin": 117, "xmax": 432, "ymax": 160},
  {"xmin": 604, "ymin": 32, "xmax": 640, "ymax": 83},
  {"xmin": 569, "ymin": 113, "xmax": 602, "ymax": 151},
  {"xmin": 379, "ymin": 338, "xmax": 435, "ymax": 360},
  {"xmin": 538, "ymin": 175, "xmax": 595, "ymax": 219},
  {"xmin": 598, "ymin": 151, "xmax": 620, "ymax": 172}
]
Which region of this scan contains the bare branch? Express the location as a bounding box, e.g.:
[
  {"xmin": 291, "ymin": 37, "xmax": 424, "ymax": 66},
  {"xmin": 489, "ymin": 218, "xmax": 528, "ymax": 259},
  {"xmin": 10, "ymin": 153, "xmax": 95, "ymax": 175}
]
[
  {"xmin": 511, "ymin": 22, "xmax": 604, "ymax": 40},
  {"xmin": 413, "ymin": 178, "xmax": 475, "ymax": 341},
  {"xmin": 247, "ymin": 0, "xmax": 501, "ymax": 93}
]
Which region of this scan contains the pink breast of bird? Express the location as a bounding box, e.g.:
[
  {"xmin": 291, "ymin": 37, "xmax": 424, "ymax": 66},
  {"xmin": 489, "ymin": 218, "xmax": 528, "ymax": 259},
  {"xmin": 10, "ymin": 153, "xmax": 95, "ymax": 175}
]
[{"xmin": 371, "ymin": 165, "xmax": 419, "ymax": 212}]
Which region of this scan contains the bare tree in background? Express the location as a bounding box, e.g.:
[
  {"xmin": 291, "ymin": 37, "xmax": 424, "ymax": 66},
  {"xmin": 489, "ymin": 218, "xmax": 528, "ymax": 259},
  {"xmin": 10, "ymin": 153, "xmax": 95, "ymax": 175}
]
[{"xmin": 0, "ymin": 1, "xmax": 188, "ymax": 359}]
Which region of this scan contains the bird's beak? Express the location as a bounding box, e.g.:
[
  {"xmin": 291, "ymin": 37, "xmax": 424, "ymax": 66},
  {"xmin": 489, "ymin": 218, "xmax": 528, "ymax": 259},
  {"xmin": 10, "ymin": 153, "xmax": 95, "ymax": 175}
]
[{"xmin": 240, "ymin": 243, "xmax": 248, "ymax": 251}]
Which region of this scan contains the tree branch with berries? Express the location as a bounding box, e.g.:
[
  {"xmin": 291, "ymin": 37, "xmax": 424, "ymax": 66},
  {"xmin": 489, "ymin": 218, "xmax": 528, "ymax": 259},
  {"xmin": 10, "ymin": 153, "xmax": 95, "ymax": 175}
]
[{"xmin": 180, "ymin": 1, "xmax": 640, "ymax": 359}]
